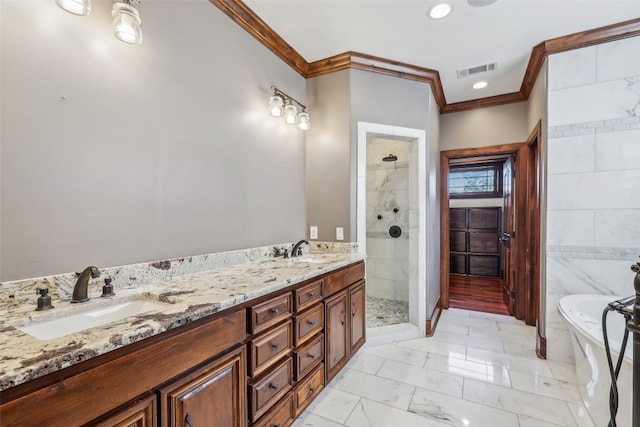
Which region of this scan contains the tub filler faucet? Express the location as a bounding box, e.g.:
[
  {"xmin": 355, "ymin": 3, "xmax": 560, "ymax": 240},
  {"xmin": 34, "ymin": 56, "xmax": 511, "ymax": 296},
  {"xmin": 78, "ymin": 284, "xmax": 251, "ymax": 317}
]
[{"xmin": 72, "ymin": 266, "xmax": 100, "ymax": 303}]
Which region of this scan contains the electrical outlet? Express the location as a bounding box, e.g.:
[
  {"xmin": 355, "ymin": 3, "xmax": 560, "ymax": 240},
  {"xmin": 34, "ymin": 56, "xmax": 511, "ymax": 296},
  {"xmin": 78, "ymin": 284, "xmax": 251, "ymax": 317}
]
[
  {"xmin": 336, "ymin": 227, "xmax": 344, "ymax": 241},
  {"xmin": 310, "ymin": 226, "xmax": 318, "ymax": 240}
]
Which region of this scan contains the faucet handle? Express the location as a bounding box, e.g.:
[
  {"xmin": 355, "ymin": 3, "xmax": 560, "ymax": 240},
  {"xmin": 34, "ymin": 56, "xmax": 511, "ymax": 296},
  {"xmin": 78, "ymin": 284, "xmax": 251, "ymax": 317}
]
[
  {"xmin": 283, "ymin": 249, "xmax": 289, "ymax": 259},
  {"xmin": 274, "ymin": 247, "xmax": 283, "ymax": 257},
  {"xmin": 101, "ymin": 277, "xmax": 115, "ymax": 298}
]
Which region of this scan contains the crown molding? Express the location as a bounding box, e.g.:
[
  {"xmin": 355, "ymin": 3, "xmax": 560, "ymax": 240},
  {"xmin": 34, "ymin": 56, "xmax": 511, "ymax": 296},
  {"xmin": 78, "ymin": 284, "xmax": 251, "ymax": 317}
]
[
  {"xmin": 209, "ymin": 0, "xmax": 640, "ymax": 114},
  {"xmin": 308, "ymin": 52, "xmax": 447, "ymax": 112},
  {"xmin": 209, "ymin": 0, "xmax": 308, "ymax": 76}
]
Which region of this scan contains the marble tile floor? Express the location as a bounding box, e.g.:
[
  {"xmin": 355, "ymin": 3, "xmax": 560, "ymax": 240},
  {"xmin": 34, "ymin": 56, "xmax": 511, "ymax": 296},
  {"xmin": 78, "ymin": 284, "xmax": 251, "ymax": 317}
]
[
  {"xmin": 366, "ymin": 296, "xmax": 409, "ymax": 328},
  {"xmin": 293, "ymin": 307, "xmax": 596, "ymax": 427}
]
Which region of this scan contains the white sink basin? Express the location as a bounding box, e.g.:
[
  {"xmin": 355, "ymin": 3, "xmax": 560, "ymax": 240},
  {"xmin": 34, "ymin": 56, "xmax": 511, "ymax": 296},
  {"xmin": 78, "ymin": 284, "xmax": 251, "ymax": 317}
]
[{"xmin": 15, "ymin": 299, "xmax": 171, "ymax": 341}]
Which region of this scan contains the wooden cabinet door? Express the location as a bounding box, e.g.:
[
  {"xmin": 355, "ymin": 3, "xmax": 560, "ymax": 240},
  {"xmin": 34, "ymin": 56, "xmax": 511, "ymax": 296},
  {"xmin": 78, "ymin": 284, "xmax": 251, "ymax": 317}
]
[
  {"xmin": 325, "ymin": 290, "xmax": 348, "ymax": 382},
  {"xmin": 161, "ymin": 346, "xmax": 246, "ymax": 427},
  {"xmin": 349, "ymin": 281, "xmax": 365, "ymax": 355},
  {"xmin": 90, "ymin": 394, "xmax": 157, "ymax": 427},
  {"xmin": 502, "ymin": 155, "xmax": 516, "ymax": 315}
]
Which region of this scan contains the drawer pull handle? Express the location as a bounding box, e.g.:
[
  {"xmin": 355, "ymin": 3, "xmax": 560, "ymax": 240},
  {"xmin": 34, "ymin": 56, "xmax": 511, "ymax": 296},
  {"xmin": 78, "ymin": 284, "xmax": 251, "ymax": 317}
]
[
  {"xmin": 307, "ymin": 320, "xmax": 316, "ymax": 326},
  {"xmin": 309, "ymin": 292, "xmax": 316, "ymax": 298},
  {"xmin": 185, "ymin": 413, "xmax": 193, "ymax": 427},
  {"xmin": 274, "ymin": 425, "xmax": 281, "ymax": 427},
  {"xmin": 308, "ymin": 386, "xmax": 315, "ymax": 394},
  {"xmin": 340, "ymin": 310, "xmax": 345, "ymax": 325},
  {"xmin": 352, "ymin": 302, "xmax": 357, "ymax": 316},
  {"xmin": 271, "ymin": 308, "xmax": 280, "ymax": 315},
  {"xmin": 308, "ymin": 353, "xmax": 316, "ymax": 359},
  {"xmin": 272, "ymin": 343, "xmax": 280, "ymax": 350},
  {"xmin": 269, "ymin": 383, "xmax": 279, "ymax": 392}
]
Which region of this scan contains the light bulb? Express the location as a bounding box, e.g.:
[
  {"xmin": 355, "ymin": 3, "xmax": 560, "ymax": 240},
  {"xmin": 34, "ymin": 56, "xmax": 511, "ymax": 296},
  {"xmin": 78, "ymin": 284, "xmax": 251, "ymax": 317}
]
[
  {"xmin": 297, "ymin": 112, "xmax": 310, "ymax": 130},
  {"xmin": 112, "ymin": 3, "xmax": 143, "ymax": 45},
  {"xmin": 56, "ymin": 0, "xmax": 91, "ymax": 16},
  {"xmin": 284, "ymin": 104, "xmax": 298, "ymax": 125},
  {"xmin": 429, "ymin": 3, "xmax": 452, "ymax": 19},
  {"xmin": 269, "ymin": 95, "xmax": 284, "ymax": 117}
]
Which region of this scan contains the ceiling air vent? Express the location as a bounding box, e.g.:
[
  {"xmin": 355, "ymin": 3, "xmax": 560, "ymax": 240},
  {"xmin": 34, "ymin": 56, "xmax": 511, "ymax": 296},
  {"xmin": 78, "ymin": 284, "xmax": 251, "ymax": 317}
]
[{"xmin": 456, "ymin": 61, "xmax": 498, "ymax": 79}]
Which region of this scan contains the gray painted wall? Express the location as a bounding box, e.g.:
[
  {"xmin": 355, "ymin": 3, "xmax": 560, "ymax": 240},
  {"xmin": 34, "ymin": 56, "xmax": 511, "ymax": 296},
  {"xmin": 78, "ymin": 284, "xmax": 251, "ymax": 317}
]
[
  {"xmin": 426, "ymin": 91, "xmax": 441, "ymax": 317},
  {"xmin": 440, "ymin": 102, "xmax": 529, "ymax": 151},
  {"xmin": 1, "ymin": 1, "xmax": 307, "ymax": 281},
  {"xmin": 305, "ymin": 71, "xmax": 351, "ymax": 243}
]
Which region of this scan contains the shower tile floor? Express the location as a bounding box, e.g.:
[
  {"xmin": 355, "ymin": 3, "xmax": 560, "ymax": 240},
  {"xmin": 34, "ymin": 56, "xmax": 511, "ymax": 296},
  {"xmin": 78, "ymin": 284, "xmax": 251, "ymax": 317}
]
[{"xmin": 366, "ymin": 296, "xmax": 409, "ymax": 328}]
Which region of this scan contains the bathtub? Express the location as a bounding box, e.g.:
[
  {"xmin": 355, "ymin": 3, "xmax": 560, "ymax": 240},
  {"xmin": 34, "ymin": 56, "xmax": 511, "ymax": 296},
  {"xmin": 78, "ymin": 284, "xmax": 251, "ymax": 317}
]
[{"xmin": 558, "ymin": 294, "xmax": 632, "ymax": 427}]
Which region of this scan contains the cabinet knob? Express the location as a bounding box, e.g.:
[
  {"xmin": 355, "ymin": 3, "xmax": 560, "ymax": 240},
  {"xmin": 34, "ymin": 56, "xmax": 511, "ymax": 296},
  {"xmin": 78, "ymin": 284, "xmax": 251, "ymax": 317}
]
[
  {"xmin": 185, "ymin": 413, "xmax": 193, "ymax": 427},
  {"xmin": 271, "ymin": 308, "xmax": 280, "ymax": 315},
  {"xmin": 269, "ymin": 383, "xmax": 279, "ymax": 392},
  {"xmin": 272, "ymin": 343, "xmax": 280, "ymax": 350},
  {"xmin": 309, "ymin": 292, "xmax": 316, "ymax": 298},
  {"xmin": 308, "ymin": 353, "xmax": 316, "ymax": 359},
  {"xmin": 308, "ymin": 320, "xmax": 316, "ymax": 326},
  {"xmin": 308, "ymin": 386, "xmax": 315, "ymax": 394}
]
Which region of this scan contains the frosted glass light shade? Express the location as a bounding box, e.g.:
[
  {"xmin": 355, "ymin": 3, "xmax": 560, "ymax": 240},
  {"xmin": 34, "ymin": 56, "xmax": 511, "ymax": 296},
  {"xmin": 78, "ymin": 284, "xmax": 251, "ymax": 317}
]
[
  {"xmin": 56, "ymin": 0, "xmax": 91, "ymax": 15},
  {"xmin": 112, "ymin": 3, "xmax": 143, "ymax": 45},
  {"xmin": 297, "ymin": 112, "xmax": 310, "ymax": 130},
  {"xmin": 269, "ymin": 95, "xmax": 284, "ymax": 117},
  {"xmin": 284, "ymin": 104, "xmax": 298, "ymax": 125}
]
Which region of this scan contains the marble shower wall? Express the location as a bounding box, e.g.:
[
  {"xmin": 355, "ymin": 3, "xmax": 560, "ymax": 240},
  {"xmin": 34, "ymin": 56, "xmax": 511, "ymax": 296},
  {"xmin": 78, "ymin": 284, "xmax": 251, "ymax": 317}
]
[
  {"xmin": 546, "ymin": 36, "xmax": 640, "ymax": 363},
  {"xmin": 366, "ymin": 138, "xmax": 410, "ymax": 301}
]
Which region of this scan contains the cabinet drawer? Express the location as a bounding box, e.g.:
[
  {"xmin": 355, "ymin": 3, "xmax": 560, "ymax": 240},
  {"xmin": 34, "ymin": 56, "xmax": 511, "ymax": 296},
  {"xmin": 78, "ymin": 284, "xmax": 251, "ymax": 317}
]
[
  {"xmin": 294, "ymin": 365, "xmax": 324, "ymax": 417},
  {"xmin": 249, "ymin": 293, "xmax": 293, "ymax": 334},
  {"xmin": 252, "ymin": 392, "xmax": 295, "ymax": 427},
  {"xmin": 294, "ymin": 279, "xmax": 323, "ymax": 312},
  {"xmin": 294, "ymin": 333, "xmax": 324, "ymax": 381},
  {"xmin": 249, "ymin": 358, "xmax": 293, "ymax": 422},
  {"xmin": 249, "ymin": 321, "xmax": 292, "ymax": 377},
  {"xmin": 293, "ymin": 304, "xmax": 323, "ymax": 346},
  {"xmin": 323, "ymin": 262, "xmax": 364, "ymax": 297}
]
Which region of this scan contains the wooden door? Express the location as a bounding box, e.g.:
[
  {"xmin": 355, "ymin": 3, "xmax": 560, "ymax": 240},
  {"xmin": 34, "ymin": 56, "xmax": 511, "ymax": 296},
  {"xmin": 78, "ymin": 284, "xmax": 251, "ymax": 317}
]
[
  {"xmin": 349, "ymin": 281, "xmax": 366, "ymax": 355},
  {"xmin": 161, "ymin": 346, "xmax": 246, "ymax": 427},
  {"xmin": 325, "ymin": 290, "xmax": 348, "ymax": 382},
  {"xmin": 502, "ymin": 156, "xmax": 516, "ymax": 315}
]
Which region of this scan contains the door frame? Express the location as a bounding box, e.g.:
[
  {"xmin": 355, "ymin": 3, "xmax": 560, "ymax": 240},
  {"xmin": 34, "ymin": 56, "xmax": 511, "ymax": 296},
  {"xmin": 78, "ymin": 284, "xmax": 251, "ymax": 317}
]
[{"xmin": 440, "ymin": 142, "xmax": 525, "ymax": 310}]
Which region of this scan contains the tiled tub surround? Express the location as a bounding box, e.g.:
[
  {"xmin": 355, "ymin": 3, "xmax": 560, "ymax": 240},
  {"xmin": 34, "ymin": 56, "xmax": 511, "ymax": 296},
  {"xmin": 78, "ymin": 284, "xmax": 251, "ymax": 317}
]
[
  {"xmin": 546, "ymin": 35, "xmax": 640, "ymax": 364},
  {"xmin": 0, "ymin": 242, "xmax": 361, "ymax": 391}
]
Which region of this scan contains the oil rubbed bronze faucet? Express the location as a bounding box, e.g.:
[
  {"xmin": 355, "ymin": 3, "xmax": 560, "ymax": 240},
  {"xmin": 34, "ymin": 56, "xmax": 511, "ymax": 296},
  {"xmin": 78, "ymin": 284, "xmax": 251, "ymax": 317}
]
[
  {"xmin": 71, "ymin": 266, "xmax": 100, "ymax": 303},
  {"xmin": 291, "ymin": 239, "xmax": 310, "ymax": 257}
]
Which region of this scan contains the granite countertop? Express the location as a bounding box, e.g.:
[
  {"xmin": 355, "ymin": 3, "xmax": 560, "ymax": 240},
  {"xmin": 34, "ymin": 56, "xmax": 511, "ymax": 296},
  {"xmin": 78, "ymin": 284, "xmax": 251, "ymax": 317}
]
[{"xmin": 0, "ymin": 252, "xmax": 364, "ymax": 391}]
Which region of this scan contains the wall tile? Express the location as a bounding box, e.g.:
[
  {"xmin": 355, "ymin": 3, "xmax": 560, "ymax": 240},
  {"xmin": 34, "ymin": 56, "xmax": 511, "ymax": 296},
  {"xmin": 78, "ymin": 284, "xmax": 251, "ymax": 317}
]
[
  {"xmin": 546, "ymin": 210, "xmax": 594, "ymax": 247},
  {"xmin": 547, "ymin": 135, "xmax": 595, "ymax": 174},
  {"xmin": 547, "ymin": 170, "xmax": 640, "ymax": 210},
  {"xmin": 548, "ymin": 78, "xmax": 640, "ymax": 126},
  {"xmin": 594, "ymin": 210, "xmax": 640, "ymax": 249},
  {"xmin": 597, "ymin": 36, "xmax": 640, "ymax": 82},
  {"xmin": 595, "ymin": 128, "xmax": 640, "ymax": 171},
  {"xmin": 548, "ymin": 46, "xmax": 596, "ymax": 91}
]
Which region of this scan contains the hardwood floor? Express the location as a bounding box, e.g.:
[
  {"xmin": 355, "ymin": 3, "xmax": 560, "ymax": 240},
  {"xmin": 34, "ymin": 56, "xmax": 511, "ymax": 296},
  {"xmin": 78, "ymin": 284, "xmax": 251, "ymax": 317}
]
[{"xmin": 449, "ymin": 275, "xmax": 510, "ymax": 316}]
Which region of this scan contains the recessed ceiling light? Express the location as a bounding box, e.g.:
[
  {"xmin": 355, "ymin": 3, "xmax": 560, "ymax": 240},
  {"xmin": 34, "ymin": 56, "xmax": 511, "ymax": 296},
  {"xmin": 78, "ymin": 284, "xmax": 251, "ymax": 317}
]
[
  {"xmin": 473, "ymin": 81, "xmax": 488, "ymax": 89},
  {"xmin": 428, "ymin": 3, "xmax": 452, "ymax": 20}
]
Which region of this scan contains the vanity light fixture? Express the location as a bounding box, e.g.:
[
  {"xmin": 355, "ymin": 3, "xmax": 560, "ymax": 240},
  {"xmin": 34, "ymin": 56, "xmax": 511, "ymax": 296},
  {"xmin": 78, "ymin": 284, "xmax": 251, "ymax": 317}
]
[
  {"xmin": 56, "ymin": 0, "xmax": 91, "ymax": 16},
  {"xmin": 112, "ymin": 0, "xmax": 143, "ymax": 45},
  {"xmin": 269, "ymin": 86, "xmax": 310, "ymax": 130},
  {"xmin": 473, "ymin": 81, "xmax": 488, "ymax": 89},
  {"xmin": 428, "ymin": 3, "xmax": 452, "ymax": 19}
]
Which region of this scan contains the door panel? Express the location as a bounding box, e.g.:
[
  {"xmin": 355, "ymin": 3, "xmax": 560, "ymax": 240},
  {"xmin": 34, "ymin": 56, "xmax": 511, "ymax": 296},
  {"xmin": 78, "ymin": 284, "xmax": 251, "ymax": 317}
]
[{"xmin": 502, "ymin": 156, "xmax": 515, "ymax": 315}]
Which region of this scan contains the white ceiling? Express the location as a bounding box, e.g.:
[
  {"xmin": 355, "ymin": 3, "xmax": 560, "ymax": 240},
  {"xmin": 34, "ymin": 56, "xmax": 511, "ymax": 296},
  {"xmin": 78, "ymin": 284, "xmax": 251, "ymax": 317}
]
[{"xmin": 244, "ymin": 0, "xmax": 640, "ymax": 104}]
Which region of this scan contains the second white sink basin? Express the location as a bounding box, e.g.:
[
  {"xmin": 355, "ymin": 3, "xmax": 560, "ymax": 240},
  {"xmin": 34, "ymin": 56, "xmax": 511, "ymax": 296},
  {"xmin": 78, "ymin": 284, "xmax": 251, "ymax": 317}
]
[
  {"xmin": 15, "ymin": 299, "xmax": 171, "ymax": 341},
  {"xmin": 294, "ymin": 256, "xmax": 325, "ymax": 264}
]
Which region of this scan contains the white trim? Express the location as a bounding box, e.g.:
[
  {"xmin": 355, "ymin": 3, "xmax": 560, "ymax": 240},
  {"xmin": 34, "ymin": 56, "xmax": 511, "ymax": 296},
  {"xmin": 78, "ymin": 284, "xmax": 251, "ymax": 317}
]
[{"xmin": 357, "ymin": 122, "xmax": 427, "ymax": 335}]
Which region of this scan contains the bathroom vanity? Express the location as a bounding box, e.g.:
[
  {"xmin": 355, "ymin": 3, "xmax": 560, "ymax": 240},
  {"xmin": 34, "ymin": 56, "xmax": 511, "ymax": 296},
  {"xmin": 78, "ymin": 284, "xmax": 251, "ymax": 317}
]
[{"xmin": 0, "ymin": 254, "xmax": 365, "ymax": 427}]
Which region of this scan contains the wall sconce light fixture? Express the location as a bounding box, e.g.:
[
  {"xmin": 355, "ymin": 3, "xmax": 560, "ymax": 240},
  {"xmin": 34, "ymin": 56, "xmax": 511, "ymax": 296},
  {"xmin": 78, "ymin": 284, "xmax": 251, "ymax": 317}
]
[
  {"xmin": 56, "ymin": 0, "xmax": 91, "ymax": 16},
  {"xmin": 112, "ymin": 0, "xmax": 143, "ymax": 45},
  {"xmin": 269, "ymin": 86, "xmax": 310, "ymax": 130}
]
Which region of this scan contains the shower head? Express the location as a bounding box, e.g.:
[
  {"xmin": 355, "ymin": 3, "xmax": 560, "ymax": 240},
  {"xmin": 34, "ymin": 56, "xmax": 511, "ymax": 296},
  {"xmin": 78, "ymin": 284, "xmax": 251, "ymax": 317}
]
[{"xmin": 382, "ymin": 154, "xmax": 398, "ymax": 162}]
